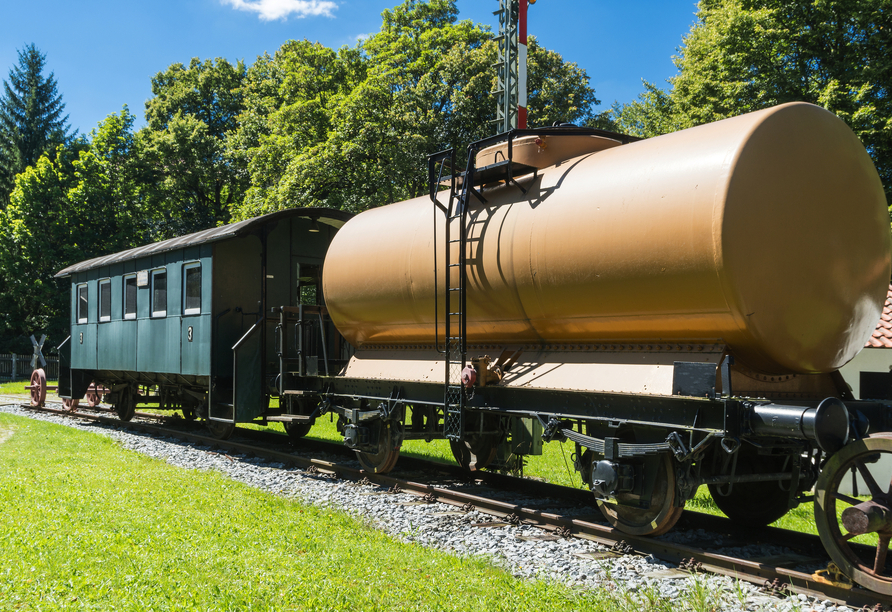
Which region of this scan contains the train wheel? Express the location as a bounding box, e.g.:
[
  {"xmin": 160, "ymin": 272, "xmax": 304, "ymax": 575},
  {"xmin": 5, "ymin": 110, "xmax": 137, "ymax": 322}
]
[
  {"xmin": 207, "ymin": 420, "xmax": 235, "ymax": 440},
  {"xmin": 283, "ymin": 421, "xmax": 312, "ymax": 441},
  {"xmin": 450, "ymin": 434, "xmax": 499, "ymax": 471},
  {"xmin": 29, "ymin": 369, "xmax": 47, "ymax": 407},
  {"xmin": 114, "ymin": 387, "xmax": 136, "ymax": 422},
  {"xmin": 86, "ymin": 384, "xmax": 101, "ymax": 408},
  {"xmin": 62, "ymin": 398, "xmax": 79, "ymax": 412},
  {"xmin": 356, "ymin": 425, "xmax": 401, "ymax": 474},
  {"xmin": 815, "ymin": 433, "xmax": 892, "ymax": 595},
  {"xmin": 597, "ymin": 453, "xmax": 684, "ymax": 536},
  {"xmin": 708, "ymin": 451, "xmax": 792, "ymax": 527}
]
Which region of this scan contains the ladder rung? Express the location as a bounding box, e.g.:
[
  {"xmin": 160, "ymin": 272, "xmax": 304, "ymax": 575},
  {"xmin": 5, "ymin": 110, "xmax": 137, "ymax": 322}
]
[
  {"xmin": 448, "ymin": 263, "xmax": 462, "ymax": 268},
  {"xmin": 449, "ymin": 288, "xmax": 461, "ymax": 291}
]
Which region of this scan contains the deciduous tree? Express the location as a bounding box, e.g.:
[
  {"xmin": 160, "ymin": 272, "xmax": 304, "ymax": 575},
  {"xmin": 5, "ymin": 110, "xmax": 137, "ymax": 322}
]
[
  {"xmin": 614, "ymin": 0, "xmax": 892, "ymax": 201},
  {"xmin": 140, "ymin": 58, "xmax": 248, "ymax": 236},
  {"xmin": 230, "ymin": 0, "xmax": 603, "ymax": 218},
  {"xmin": 0, "ymin": 109, "xmax": 144, "ymax": 345}
]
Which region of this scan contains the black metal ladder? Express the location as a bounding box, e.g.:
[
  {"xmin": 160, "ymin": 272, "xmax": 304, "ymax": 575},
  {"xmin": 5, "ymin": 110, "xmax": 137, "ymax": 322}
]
[
  {"xmin": 427, "ymin": 127, "xmax": 635, "ymax": 442},
  {"xmin": 429, "ymin": 148, "xmax": 474, "ymax": 441}
]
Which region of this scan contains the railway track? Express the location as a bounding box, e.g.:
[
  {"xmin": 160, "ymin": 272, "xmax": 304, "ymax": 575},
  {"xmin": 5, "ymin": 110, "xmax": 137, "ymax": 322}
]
[{"xmin": 4, "ymin": 397, "xmax": 890, "ymax": 610}]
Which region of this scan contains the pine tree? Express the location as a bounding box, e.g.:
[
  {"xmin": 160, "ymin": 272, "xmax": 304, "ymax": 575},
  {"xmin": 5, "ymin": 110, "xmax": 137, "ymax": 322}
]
[{"xmin": 0, "ymin": 43, "xmax": 71, "ymax": 208}]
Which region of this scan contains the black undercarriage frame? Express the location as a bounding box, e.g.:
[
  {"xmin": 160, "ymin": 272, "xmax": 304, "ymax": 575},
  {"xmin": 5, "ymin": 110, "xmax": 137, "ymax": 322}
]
[{"xmin": 279, "ymin": 372, "xmax": 892, "ymax": 513}]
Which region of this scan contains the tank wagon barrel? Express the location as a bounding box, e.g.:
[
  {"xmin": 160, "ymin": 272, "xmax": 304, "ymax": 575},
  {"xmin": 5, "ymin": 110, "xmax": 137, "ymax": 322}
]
[{"xmin": 323, "ymin": 103, "xmax": 890, "ymax": 376}]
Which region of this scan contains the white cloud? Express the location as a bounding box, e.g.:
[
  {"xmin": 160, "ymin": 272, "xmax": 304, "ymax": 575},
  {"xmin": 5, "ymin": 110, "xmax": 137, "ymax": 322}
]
[
  {"xmin": 355, "ymin": 33, "xmax": 371, "ymax": 42},
  {"xmin": 222, "ymin": 0, "xmax": 338, "ymax": 21}
]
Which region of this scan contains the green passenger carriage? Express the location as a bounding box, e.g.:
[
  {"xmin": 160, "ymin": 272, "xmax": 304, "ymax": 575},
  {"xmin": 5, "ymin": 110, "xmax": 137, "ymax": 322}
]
[{"xmin": 54, "ymin": 208, "xmax": 352, "ymax": 437}]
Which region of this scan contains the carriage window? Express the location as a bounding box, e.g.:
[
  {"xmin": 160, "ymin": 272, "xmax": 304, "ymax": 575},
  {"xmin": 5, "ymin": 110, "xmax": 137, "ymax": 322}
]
[
  {"xmin": 77, "ymin": 284, "xmax": 88, "ymax": 324},
  {"xmin": 298, "ymin": 265, "xmax": 320, "ymax": 305},
  {"xmin": 183, "ymin": 263, "xmax": 201, "ymax": 315},
  {"xmin": 98, "ymin": 280, "xmax": 111, "ymax": 322},
  {"xmin": 124, "ymin": 275, "xmax": 137, "ymax": 319},
  {"xmin": 151, "ymin": 269, "xmax": 167, "ymax": 317}
]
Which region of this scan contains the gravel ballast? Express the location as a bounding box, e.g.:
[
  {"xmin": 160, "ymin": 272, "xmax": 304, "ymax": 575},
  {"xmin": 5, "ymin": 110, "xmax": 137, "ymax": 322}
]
[{"xmin": 1, "ymin": 404, "xmax": 847, "ymax": 612}]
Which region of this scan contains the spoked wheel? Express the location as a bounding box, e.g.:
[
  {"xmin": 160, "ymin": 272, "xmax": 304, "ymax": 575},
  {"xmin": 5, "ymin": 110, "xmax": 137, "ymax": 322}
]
[
  {"xmin": 597, "ymin": 453, "xmax": 684, "ymax": 536},
  {"xmin": 815, "ymin": 433, "xmax": 892, "ymax": 594},
  {"xmin": 283, "ymin": 420, "xmax": 312, "ymax": 441},
  {"xmin": 114, "ymin": 386, "xmax": 136, "ymax": 422},
  {"xmin": 207, "ymin": 420, "xmax": 236, "ymax": 440},
  {"xmin": 29, "ymin": 369, "xmax": 47, "ymax": 407},
  {"xmin": 709, "ymin": 449, "xmax": 793, "ymax": 527},
  {"xmin": 85, "ymin": 384, "xmax": 102, "ymax": 408},
  {"xmin": 62, "ymin": 398, "xmax": 80, "ymax": 412},
  {"xmin": 356, "ymin": 424, "xmax": 400, "ymax": 474},
  {"xmin": 450, "ymin": 434, "xmax": 499, "ymax": 471}
]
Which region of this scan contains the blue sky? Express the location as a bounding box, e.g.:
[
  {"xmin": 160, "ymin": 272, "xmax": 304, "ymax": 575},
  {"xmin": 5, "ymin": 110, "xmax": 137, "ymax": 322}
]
[{"xmin": 0, "ymin": 0, "xmax": 699, "ymax": 136}]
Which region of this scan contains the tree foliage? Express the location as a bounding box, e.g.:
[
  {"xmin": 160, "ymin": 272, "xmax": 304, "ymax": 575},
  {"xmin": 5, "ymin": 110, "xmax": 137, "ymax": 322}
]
[
  {"xmin": 230, "ymin": 0, "xmax": 495, "ymax": 216},
  {"xmin": 230, "ymin": 0, "xmax": 602, "ymax": 218},
  {"xmin": 140, "ymin": 58, "xmax": 248, "ymax": 237},
  {"xmin": 0, "ymin": 109, "xmax": 146, "ymax": 344},
  {"xmin": 0, "ymin": 44, "xmax": 71, "ymax": 209},
  {"xmin": 614, "ymin": 0, "xmax": 892, "ymax": 197},
  {"xmin": 526, "ymin": 37, "xmax": 600, "ymax": 128}
]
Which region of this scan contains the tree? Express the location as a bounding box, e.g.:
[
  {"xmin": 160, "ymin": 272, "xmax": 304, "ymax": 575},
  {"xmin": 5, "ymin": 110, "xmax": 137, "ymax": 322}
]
[
  {"xmin": 0, "ymin": 109, "xmax": 144, "ymax": 345},
  {"xmin": 0, "ymin": 44, "xmax": 71, "ymax": 209},
  {"xmin": 0, "ymin": 144, "xmax": 81, "ymax": 344},
  {"xmin": 526, "ymin": 37, "xmax": 600, "ymax": 128},
  {"xmin": 613, "ymin": 0, "xmax": 892, "ymax": 200},
  {"xmin": 230, "ymin": 0, "xmax": 604, "ymax": 219},
  {"xmin": 66, "ymin": 108, "xmax": 148, "ymax": 253},
  {"xmin": 139, "ymin": 58, "xmax": 248, "ymax": 237},
  {"xmin": 228, "ymin": 40, "xmax": 365, "ymax": 216}
]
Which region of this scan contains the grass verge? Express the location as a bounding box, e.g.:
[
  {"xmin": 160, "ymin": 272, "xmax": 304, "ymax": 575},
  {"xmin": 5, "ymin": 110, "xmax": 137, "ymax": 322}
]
[
  {"xmin": 2, "ymin": 412, "xmax": 735, "ymax": 612},
  {"xmin": 0, "ymin": 380, "xmax": 47, "ymax": 397}
]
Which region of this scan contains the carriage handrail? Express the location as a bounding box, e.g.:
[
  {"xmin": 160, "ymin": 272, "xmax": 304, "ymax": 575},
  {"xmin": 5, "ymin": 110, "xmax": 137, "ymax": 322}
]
[{"xmin": 232, "ymin": 316, "xmax": 264, "ymax": 351}]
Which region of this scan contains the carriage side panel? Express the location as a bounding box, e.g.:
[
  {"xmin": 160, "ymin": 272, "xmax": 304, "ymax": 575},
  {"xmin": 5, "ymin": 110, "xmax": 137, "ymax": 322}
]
[
  {"xmin": 181, "ymin": 245, "xmax": 213, "ymax": 377},
  {"xmin": 70, "ymin": 269, "xmax": 98, "ymax": 371}
]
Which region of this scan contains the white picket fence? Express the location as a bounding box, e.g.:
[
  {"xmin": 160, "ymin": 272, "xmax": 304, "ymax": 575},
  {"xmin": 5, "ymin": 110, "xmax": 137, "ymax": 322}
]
[{"xmin": 0, "ymin": 354, "xmax": 60, "ymax": 381}]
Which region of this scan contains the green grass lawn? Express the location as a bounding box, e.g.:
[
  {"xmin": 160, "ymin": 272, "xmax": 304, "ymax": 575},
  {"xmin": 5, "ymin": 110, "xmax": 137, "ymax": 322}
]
[
  {"xmin": 0, "ymin": 413, "xmax": 739, "ymax": 611},
  {"xmin": 0, "ymin": 379, "xmax": 42, "ymax": 396}
]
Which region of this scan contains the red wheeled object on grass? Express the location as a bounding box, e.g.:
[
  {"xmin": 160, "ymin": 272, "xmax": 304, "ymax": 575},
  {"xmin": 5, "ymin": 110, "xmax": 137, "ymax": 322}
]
[{"xmin": 27, "ymin": 368, "xmax": 106, "ymax": 411}]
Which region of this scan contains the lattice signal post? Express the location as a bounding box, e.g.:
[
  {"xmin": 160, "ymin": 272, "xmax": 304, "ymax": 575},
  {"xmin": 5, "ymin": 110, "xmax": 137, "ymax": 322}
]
[{"xmin": 493, "ymin": 0, "xmax": 533, "ymax": 133}]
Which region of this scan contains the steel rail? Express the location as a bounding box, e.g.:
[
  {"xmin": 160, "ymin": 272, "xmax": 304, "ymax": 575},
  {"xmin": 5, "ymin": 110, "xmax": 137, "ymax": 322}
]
[{"xmin": 7, "ymin": 401, "xmax": 890, "ymax": 609}]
